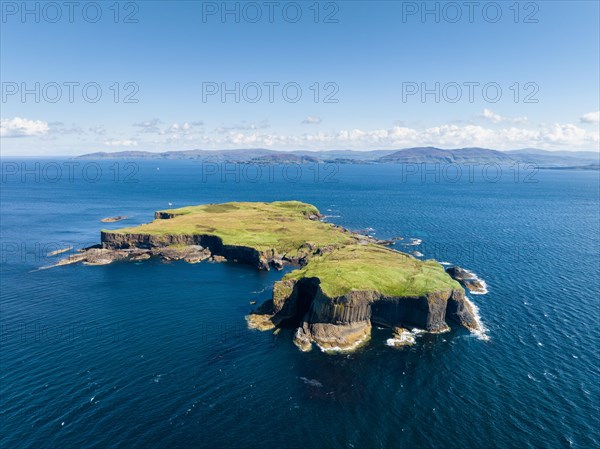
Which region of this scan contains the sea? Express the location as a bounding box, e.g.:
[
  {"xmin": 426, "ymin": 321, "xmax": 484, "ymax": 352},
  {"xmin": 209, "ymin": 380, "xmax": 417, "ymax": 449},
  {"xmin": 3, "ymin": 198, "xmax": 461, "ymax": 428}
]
[{"xmin": 1, "ymin": 159, "xmax": 599, "ymax": 449}]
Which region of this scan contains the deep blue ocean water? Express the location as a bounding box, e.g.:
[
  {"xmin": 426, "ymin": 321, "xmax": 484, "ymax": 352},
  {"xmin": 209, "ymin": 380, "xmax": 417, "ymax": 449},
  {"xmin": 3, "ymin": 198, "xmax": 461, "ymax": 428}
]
[{"xmin": 1, "ymin": 159, "xmax": 599, "ymax": 449}]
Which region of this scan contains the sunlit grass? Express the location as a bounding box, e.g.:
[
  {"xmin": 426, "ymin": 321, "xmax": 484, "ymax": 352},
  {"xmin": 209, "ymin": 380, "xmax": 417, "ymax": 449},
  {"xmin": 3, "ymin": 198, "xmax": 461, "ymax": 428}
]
[
  {"xmin": 109, "ymin": 201, "xmax": 352, "ymax": 255},
  {"xmin": 284, "ymin": 244, "xmax": 460, "ymax": 297}
]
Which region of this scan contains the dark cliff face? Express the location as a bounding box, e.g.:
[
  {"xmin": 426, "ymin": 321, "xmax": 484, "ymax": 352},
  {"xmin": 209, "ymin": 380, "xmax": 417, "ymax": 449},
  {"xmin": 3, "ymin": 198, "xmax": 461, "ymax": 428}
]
[
  {"xmin": 102, "ymin": 231, "xmax": 203, "ymax": 249},
  {"xmin": 371, "ymin": 294, "xmax": 446, "ymax": 331},
  {"xmin": 154, "ymin": 212, "xmax": 180, "ymax": 219},
  {"xmin": 446, "ymin": 289, "xmax": 479, "ymax": 330},
  {"xmin": 101, "ymin": 232, "xmax": 261, "ymax": 267},
  {"xmin": 265, "ymin": 277, "xmax": 478, "ymax": 351}
]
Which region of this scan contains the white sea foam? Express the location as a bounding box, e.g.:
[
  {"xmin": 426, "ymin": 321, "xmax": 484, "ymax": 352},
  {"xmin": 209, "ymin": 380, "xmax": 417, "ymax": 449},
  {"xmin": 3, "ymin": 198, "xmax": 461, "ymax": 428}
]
[
  {"xmin": 469, "ymin": 279, "xmax": 488, "ymax": 295},
  {"xmin": 386, "ymin": 335, "xmax": 414, "ymax": 347},
  {"xmin": 439, "ymin": 261, "xmax": 452, "ymax": 266},
  {"xmin": 385, "ymin": 328, "xmax": 424, "ymax": 348},
  {"xmin": 299, "ymin": 377, "xmax": 323, "ymax": 388},
  {"xmin": 461, "ymin": 269, "xmax": 488, "ymax": 295},
  {"xmin": 317, "ymin": 334, "xmax": 370, "ymax": 353},
  {"xmin": 465, "ymin": 297, "xmax": 490, "ymax": 341}
]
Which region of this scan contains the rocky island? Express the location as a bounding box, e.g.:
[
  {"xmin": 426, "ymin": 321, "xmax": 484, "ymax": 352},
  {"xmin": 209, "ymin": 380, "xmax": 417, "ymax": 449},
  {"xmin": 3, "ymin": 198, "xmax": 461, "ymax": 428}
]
[
  {"xmin": 62, "ymin": 201, "xmax": 483, "ymax": 352},
  {"xmin": 100, "ymin": 216, "xmax": 129, "ymax": 223}
]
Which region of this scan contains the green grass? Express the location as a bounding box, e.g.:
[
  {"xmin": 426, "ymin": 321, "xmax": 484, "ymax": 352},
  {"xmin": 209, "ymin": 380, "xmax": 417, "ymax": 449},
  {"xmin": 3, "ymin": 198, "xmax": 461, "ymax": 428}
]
[
  {"xmin": 283, "ymin": 244, "xmax": 461, "ymax": 297},
  {"xmin": 109, "ymin": 201, "xmax": 352, "ymax": 255},
  {"xmin": 108, "ymin": 201, "xmax": 460, "ymax": 297}
]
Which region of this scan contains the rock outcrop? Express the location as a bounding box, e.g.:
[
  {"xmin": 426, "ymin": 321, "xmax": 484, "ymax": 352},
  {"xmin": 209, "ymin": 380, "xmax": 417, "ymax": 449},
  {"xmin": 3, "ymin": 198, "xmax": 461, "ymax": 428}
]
[
  {"xmin": 446, "ymin": 266, "xmax": 488, "ymax": 294},
  {"xmin": 100, "ymin": 216, "xmax": 128, "ymax": 223},
  {"xmin": 54, "ymin": 244, "xmax": 211, "ymax": 267}
]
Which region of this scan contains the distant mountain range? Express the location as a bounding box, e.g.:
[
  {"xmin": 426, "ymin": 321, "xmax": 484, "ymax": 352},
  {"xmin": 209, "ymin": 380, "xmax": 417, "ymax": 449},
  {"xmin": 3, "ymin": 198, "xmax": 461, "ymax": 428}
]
[{"xmin": 78, "ymin": 147, "xmax": 599, "ymax": 169}]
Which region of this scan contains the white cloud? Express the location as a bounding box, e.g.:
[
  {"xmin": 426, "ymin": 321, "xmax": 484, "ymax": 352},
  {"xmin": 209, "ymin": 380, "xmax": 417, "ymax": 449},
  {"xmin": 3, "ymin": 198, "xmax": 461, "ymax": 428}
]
[
  {"xmin": 160, "ymin": 122, "xmax": 205, "ymax": 143},
  {"xmin": 480, "ymin": 109, "xmax": 528, "ymax": 125},
  {"xmin": 302, "ymin": 116, "xmax": 322, "ymax": 124},
  {"xmin": 580, "ymin": 111, "xmax": 600, "ymax": 124},
  {"xmin": 48, "ymin": 122, "xmax": 84, "ymax": 135},
  {"xmin": 133, "ymin": 118, "xmax": 163, "ymax": 133},
  {"xmin": 0, "ymin": 117, "xmax": 50, "ymax": 138},
  {"xmin": 542, "ymin": 123, "xmax": 589, "ymax": 146},
  {"xmin": 189, "ymin": 122, "xmax": 598, "ymax": 151},
  {"xmin": 214, "ymin": 120, "xmax": 269, "ymax": 134},
  {"xmin": 164, "ymin": 122, "xmax": 190, "ymax": 133},
  {"xmin": 104, "ymin": 139, "xmax": 138, "ymax": 147},
  {"xmin": 5, "ymin": 116, "xmax": 597, "ymax": 153},
  {"xmin": 133, "ymin": 119, "xmax": 204, "ymax": 137},
  {"xmin": 89, "ymin": 125, "xmax": 106, "ymax": 136}
]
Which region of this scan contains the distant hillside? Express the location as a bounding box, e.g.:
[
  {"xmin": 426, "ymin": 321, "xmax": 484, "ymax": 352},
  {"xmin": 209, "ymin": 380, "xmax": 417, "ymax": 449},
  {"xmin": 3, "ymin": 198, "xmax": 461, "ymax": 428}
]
[
  {"xmin": 78, "ymin": 149, "xmax": 276, "ymax": 161},
  {"xmin": 77, "ymin": 148, "xmax": 396, "ymax": 162},
  {"xmin": 377, "ymin": 147, "xmax": 514, "ymax": 164},
  {"xmin": 249, "ymin": 153, "xmax": 321, "ymax": 164},
  {"xmin": 77, "ymin": 147, "xmax": 599, "ymax": 169},
  {"xmin": 294, "ymin": 149, "xmax": 397, "ymax": 161},
  {"xmin": 506, "ymin": 149, "xmax": 599, "ymax": 166}
]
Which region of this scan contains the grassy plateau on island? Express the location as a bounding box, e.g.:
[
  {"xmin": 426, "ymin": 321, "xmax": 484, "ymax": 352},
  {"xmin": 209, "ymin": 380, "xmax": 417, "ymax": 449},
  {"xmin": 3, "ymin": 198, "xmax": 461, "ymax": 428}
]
[
  {"xmin": 111, "ymin": 201, "xmax": 352, "ymax": 255},
  {"xmin": 107, "ymin": 201, "xmax": 460, "ymax": 297},
  {"xmin": 284, "ymin": 244, "xmax": 460, "ymax": 298}
]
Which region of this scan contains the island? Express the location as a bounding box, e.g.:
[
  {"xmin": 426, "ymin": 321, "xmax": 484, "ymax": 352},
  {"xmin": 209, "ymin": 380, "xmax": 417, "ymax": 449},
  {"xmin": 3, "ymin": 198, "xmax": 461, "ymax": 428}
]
[{"xmin": 60, "ymin": 201, "xmax": 483, "ymax": 352}]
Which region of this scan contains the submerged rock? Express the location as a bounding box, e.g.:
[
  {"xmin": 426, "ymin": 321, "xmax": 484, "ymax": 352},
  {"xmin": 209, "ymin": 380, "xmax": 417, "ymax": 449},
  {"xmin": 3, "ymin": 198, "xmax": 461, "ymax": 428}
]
[{"xmin": 47, "ymin": 247, "xmax": 72, "ymax": 257}]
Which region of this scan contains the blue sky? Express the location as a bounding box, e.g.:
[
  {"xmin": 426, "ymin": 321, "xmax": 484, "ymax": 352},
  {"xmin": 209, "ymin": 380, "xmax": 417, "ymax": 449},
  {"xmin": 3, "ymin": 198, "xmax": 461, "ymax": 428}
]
[{"xmin": 1, "ymin": 0, "xmax": 599, "ymax": 155}]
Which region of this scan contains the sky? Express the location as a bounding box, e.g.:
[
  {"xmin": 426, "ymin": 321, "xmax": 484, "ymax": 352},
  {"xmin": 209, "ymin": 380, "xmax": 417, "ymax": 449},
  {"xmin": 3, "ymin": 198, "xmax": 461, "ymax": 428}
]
[{"xmin": 1, "ymin": 0, "xmax": 599, "ymax": 155}]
